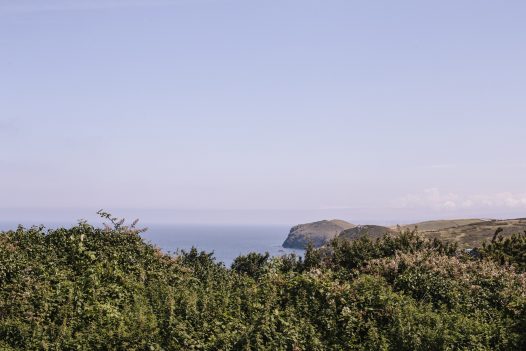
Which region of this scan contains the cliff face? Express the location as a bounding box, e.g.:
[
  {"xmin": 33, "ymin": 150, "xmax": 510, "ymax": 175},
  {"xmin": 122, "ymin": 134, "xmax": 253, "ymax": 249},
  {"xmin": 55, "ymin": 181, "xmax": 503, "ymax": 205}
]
[{"xmin": 282, "ymin": 219, "xmax": 354, "ymax": 249}]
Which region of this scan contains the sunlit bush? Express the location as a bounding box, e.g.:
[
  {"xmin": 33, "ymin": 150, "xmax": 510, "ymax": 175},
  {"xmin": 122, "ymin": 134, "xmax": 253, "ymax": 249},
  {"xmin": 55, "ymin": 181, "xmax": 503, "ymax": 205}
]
[{"xmin": 0, "ymin": 216, "xmax": 525, "ymax": 350}]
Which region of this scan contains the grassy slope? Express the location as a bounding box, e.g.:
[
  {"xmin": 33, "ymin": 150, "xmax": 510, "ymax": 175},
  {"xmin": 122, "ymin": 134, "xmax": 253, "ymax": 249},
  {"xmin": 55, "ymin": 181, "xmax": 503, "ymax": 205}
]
[
  {"xmin": 338, "ymin": 225, "xmax": 395, "ymax": 241},
  {"xmin": 289, "ymin": 218, "xmax": 526, "ymax": 249},
  {"xmin": 397, "ymin": 219, "xmax": 485, "ymax": 232},
  {"xmin": 328, "ymin": 219, "xmax": 355, "ymax": 230},
  {"xmin": 397, "ymin": 219, "xmax": 526, "ymax": 248}
]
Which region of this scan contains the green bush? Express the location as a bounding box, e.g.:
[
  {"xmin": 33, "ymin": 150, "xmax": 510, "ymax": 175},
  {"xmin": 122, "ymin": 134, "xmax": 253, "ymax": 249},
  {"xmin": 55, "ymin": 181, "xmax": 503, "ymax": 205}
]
[
  {"xmin": 231, "ymin": 252, "xmax": 270, "ymax": 278},
  {"xmin": 479, "ymin": 231, "xmax": 526, "ymax": 272},
  {"xmin": 0, "ymin": 218, "xmax": 525, "ymax": 350}
]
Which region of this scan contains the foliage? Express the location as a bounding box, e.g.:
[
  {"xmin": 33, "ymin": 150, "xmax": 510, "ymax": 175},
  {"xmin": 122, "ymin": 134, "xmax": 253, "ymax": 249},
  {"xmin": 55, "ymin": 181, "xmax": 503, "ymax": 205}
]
[
  {"xmin": 0, "ymin": 216, "xmax": 525, "ymax": 350},
  {"xmin": 308, "ymin": 229, "xmax": 458, "ymax": 275},
  {"xmin": 231, "ymin": 252, "xmax": 270, "ymax": 279},
  {"xmin": 479, "ymin": 230, "xmax": 526, "ymax": 272}
]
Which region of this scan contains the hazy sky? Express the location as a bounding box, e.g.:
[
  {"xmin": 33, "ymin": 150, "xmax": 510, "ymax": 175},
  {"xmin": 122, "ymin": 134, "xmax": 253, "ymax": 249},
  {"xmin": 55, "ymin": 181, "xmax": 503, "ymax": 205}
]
[{"xmin": 1, "ymin": 0, "xmax": 526, "ymax": 224}]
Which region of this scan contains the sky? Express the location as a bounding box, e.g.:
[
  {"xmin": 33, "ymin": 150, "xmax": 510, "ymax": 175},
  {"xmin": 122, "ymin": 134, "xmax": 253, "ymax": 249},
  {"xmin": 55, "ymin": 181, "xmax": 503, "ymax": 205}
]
[{"xmin": 1, "ymin": 0, "xmax": 526, "ymax": 225}]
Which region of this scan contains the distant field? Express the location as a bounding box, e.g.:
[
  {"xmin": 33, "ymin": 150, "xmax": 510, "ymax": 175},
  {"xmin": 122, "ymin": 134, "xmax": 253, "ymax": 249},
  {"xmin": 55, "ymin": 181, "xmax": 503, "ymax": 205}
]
[
  {"xmin": 398, "ymin": 218, "xmax": 526, "ymax": 248},
  {"xmin": 396, "ymin": 219, "xmax": 484, "ymax": 232}
]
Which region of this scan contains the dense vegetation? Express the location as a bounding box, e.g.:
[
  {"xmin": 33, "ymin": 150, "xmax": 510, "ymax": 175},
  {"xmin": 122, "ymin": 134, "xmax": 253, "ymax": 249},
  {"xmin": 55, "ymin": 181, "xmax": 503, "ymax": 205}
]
[{"xmin": 1, "ymin": 215, "xmax": 525, "ymax": 350}]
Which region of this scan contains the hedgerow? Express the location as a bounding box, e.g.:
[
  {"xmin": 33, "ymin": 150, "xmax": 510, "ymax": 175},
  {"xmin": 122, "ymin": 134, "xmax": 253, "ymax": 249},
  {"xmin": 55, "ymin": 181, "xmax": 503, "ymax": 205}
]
[{"xmin": 0, "ymin": 216, "xmax": 525, "ymax": 350}]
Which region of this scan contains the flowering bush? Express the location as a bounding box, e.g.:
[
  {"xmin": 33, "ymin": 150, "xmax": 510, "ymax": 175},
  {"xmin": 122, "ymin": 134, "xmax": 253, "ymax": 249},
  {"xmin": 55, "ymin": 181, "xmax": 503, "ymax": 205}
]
[{"xmin": 0, "ymin": 220, "xmax": 525, "ymax": 350}]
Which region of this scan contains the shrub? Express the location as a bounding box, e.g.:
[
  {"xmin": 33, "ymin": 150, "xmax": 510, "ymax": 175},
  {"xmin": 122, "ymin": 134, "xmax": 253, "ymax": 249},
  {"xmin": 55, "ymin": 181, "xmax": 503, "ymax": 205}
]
[
  {"xmin": 0, "ymin": 217, "xmax": 525, "ymax": 350},
  {"xmin": 479, "ymin": 231, "xmax": 526, "ymax": 272}
]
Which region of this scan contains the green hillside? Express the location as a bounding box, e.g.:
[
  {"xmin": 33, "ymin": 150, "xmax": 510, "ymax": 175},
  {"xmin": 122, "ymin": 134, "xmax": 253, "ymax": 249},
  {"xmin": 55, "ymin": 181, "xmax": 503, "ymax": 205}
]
[
  {"xmin": 284, "ymin": 218, "xmax": 526, "ymax": 249},
  {"xmin": 338, "ymin": 225, "xmax": 395, "ymax": 241},
  {"xmin": 397, "ymin": 219, "xmax": 485, "ymax": 232},
  {"xmin": 399, "ymin": 218, "xmax": 526, "ymax": 248}
]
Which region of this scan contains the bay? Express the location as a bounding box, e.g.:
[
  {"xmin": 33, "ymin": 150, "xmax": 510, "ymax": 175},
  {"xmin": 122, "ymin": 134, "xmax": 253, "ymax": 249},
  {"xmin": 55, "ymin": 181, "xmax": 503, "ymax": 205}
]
[
  {"xmin": 0, "ymin": 222, "xmax": 303, "ymax": 266},
  {"xmin": 142, "ymin": 224, "xmax": 303, "ymax": 266}
]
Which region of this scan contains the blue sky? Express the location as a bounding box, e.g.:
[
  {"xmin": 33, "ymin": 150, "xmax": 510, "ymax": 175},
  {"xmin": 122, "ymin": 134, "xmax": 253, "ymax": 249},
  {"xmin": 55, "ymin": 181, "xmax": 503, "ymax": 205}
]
[{"xmin": 1, "ymin": 0, "xmax": 525, "ymax": 224}]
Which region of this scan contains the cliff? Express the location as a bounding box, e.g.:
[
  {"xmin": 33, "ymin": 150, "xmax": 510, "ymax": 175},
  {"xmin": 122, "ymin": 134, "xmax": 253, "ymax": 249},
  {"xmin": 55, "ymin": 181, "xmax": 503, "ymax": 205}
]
[{"xmin": 282, "ymin": 219, "xmax": 354, "ymax": 249}]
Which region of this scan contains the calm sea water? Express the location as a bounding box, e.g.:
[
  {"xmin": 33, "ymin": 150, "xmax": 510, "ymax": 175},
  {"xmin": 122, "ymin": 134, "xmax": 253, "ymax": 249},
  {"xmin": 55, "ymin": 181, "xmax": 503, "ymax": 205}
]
[
  {"xmin": 0, "ymin": 222, "xmax": 303, "ymax": 266},
  {"xmin": 142, "ymin": 224, "xmax": 303, "ymax": 266}
]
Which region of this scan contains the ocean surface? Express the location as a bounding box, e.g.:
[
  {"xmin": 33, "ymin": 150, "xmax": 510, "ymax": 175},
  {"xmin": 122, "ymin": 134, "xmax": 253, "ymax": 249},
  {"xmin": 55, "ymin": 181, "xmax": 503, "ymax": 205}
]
[
  {"xmin": 0, "ymin": 222, "xmax": 303, "ymax": 266},
  {"xmin": 142, "ymin": 224, "xmax": 303, "ymax": 266}
]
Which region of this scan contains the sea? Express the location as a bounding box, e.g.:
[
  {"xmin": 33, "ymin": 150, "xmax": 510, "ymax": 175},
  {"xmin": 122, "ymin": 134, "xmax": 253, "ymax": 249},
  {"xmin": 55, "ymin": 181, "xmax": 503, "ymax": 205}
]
[
  {"xmin": 0, "ymin": 222, "xmax": 303, "ymax": 267},
  {"xmin": 142, "ymin": 224, "xmax": 303, "ymax": 266}
]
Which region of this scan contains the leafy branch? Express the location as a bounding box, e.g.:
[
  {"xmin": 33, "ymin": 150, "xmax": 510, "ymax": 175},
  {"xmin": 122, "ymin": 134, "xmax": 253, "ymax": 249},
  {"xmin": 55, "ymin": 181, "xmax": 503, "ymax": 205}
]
[{"xmin": 97, "ymin": 209, "xmax": 147, "ymax": 234}]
